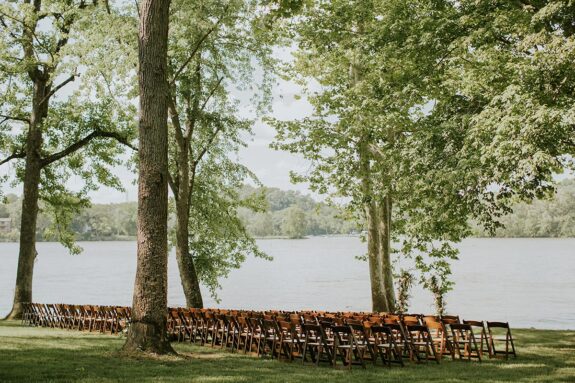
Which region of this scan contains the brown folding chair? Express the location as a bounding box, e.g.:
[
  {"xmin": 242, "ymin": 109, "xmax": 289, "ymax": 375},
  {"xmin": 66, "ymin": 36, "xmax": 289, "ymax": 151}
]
[
  {"xmin": 463, "ymin": 320, "xmax": 491, "ymax": 357},
  {"xmin": 426, "ymin": 320, "xmax": 450, "ymax": 358},
  {"xmin": 370, "ymin": 325, "xmax": 404, "ymax": 367},
  {"xmin": 247, "ymin": 317, "xmax": 266, "ymax": 356},
  {"xmin": 487, "ymin": 322, "xmax": 516, "ymax": 359},
  {"xmin": 261, "ymin": 319, "xmax": 281, "ymax": 358},
  {"xmin": 331, "ymin": 325, "xmax": 367, "ymax": 369},
  {"xmin": 450, "ymin": 323, "xmax": 482, "ymax": 362},
  {"xmin": 301, "ymin": 323, "xmax": 333, "ymax": 366},
  {"xmin": 405, "ymin": 324, "xmax": 440, "ymax": 363},
  {"xmin": 277, "ymin": 320, "xmax": 303, "ymax": 361}
]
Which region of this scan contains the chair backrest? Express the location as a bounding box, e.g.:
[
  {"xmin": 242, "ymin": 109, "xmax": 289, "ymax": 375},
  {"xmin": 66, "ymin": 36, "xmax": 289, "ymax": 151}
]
[
  {"xmin": 463, "ymin": 320, "xmax": 485, "ymax": 329},
  {"xmin": 426, "ymin": 320, "xmax": 444, "ymax": 332},
  {"xmin": 450, "ymin": 323, "xmax": 472, "ymax": 332},
  {"xmin": 441, "ymin": 315, "xmax": 461, "ymax": 324},
  {"xmin": 487, "ymin": 321, "xmax": 509, "ymax": 329}
]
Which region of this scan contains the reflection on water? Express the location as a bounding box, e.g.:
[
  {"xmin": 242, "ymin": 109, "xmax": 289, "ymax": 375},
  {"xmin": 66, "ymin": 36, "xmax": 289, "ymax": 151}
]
[{"xmin": 0, "ymin": 237, "xmax": 573, "ymax": 329}]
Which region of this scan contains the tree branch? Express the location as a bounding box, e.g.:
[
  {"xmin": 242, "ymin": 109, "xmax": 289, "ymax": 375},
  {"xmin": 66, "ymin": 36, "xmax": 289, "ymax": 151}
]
[
  {"xmin": 0, "ymin": 150, "xmax": 26, "ymax": 166},
  {"xmin": 169, "ymin": 4, "xmax": 229, "ymax": 86},
  {"xmin": 193, "ymin": 122, "xmax": 224, "ymax": 166},
  {"xmin": 0, "ymin": 114, "xmax": 30, "ymax": 124},
  {"xmin": 40, "ymin": 130, "xmax": 137, "ymax": 167},
  {"xmin": 41, "ymin": 74, "xmax": 76, "ymax": 106},
  {"xmin": 168, "ymin": 173, "xmax": 178, "ymax": 198},
  {"xmin": 199, "ymin": 76, "xmax": 224, "ymax": 112},
  {"xmin": 167, "ymin": 95, "xmax": 185, "ymax": 147}
]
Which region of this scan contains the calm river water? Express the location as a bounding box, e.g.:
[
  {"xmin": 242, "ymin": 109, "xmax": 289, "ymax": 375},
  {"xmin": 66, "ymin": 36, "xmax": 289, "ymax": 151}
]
[{"xmin": 0, "ymin": 237, "xmax": 573, "ymax": 329}]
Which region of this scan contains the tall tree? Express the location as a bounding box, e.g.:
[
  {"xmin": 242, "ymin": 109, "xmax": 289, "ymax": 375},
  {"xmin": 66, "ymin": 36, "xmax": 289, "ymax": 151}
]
[
  {"xmin": 271, "ymin": 0, "xmax": 461, "ymax": 312},
  {"xmin": 122, "ymin": 0, "xmax": 173, "ymax": 354},
  {"xmin": 0, "ymin": 0, "xmax": 137, "ymax": 319},
  {"xmin": 167, "ymin": 0, "xmax": 272, "ymax": 307},
  {"xmin": 273, "ymin": 0, "xmax": 574, "ymax": 314}
]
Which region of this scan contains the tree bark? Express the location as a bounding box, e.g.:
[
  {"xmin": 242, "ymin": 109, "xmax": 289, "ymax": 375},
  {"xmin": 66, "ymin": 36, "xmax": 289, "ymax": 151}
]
[
  {"xmin": 169, "ymin": 55, "xmax": 204, "ymax": 308},
  {"xmin": 359, "ymin": 139, "xmax": 389, "ymax": 312},
  {"xmin": 174, "ymin": 148, "xmax": 203, "ymax": 308},
  {"xmin": 351, "ymin": 53, "xmax": 390, "ymax": 312},
  {"xmin": 123, "ymin": 0, "xmax": 173, "ymax": 354},
  {"xmin": 5, "ymin": 78, "xmax": 49, "ymax": 320},
  {"xmin": 365, "ymin": 199, "xmax": 388, "ymax": 312},
  {"xmin": 378, "ymin": 194, "xmax": 396, "ymax": 311}
]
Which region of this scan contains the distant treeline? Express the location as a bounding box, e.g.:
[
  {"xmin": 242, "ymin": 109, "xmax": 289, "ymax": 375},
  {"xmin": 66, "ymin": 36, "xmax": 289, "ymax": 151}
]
[
  {"xmin": 237, "ymin": 186, "xmax": 359, "ymax": 238},
  {"xmin": 471, "ymin": 178, "xmax": 575, "ymax": 238},
  {"xmin": 0, "ymin": 186, "xmax": 358, "ymax": 241},
  {"xmin": 0, "ymin": 195, "xmax": 137, "ymax": 241},
  {"xmin": 1, "ymin": 179, "xmax": 573, "ymax": 241}
]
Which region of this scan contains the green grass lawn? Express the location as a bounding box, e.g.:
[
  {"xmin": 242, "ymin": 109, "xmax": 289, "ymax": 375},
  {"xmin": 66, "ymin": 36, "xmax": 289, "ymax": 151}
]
[{"xmin": 1, "ymin": 320, "xmax": 574, "ymax": 383}]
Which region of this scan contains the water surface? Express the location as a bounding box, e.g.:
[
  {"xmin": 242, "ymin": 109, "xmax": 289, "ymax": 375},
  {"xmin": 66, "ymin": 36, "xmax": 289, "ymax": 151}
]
[{"xmin": 0, "ymin": 237, "xmax": 573, "ymax": 329}]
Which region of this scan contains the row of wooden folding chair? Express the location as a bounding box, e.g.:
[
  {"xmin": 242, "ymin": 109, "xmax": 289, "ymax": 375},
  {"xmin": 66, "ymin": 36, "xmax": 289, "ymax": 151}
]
[
  {"xmin": 171, "ymin": 309, "xmax": 516, "ymax": 365},
  {"xmin": 25, "ymin": 303, "xmax": 516, "ymax": 362},
  {"xmin": 22, "ymin": 303, "xmax": 130, "ymax": 335}
]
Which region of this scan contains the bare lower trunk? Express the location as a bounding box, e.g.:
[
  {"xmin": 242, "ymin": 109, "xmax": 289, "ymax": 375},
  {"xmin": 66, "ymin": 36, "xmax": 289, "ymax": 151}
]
[
  {"xmin": 378, "ymin": 195, "xmax": 396, "ymax": 311},
  {"xmin": 175, "ymin": 182, "xmax": 203, "ymax": 308},
  {"xmin": 365, "ymin": 200, "xmax": 388, "ymax": 312},
  {"xmin": 359, "ymin": 138, "xmax": 389, "ymax": 312},
  {"xmin": 169, "ymin": 56, "xmax": 204, "ymax": 309},
  {"xmin": 6, "ymin": 156, "xmax": 41, "ymax": 320},
  {"xmin": 123, "ymin": 0, "xmax": 173, "ymax": 354},
  {"xmin": 5, "ymin": 79, "xmax": 48, "ymax": 320}
]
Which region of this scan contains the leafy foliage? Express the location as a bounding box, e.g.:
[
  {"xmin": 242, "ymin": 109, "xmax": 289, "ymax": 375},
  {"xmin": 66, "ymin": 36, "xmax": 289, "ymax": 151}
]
[
  {"xmin": 166, "ymin": 0, "xmax": 278, "ymax": 300},
  {"xmin": 269, "ymin": 0, "xmax": 575, "ymax": 313},
  {"xmin": 0, "ymin": 0, "xmax": 137, "ymax": 252}
]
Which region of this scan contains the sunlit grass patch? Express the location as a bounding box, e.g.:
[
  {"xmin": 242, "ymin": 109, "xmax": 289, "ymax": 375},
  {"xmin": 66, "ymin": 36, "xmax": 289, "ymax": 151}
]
[{"xmin": 0, "ymin": 321, "xmax": 573, "ymax": 383}]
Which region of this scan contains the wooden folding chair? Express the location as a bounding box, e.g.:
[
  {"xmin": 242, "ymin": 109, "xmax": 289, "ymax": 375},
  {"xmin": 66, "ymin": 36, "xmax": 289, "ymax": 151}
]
[
  {"xmin": 370, "ymin": 325, "xmax": 404, "ymax": 367},
  {"xmin": 402, "ymin": 314, "xmax": 421, "ymax": 326},
  {"xmin": 260, "ymin": 319, "xmax": 281, "ymax": 358},
  {"xmin": 301, "ymin": 323, "xmax": 333, "ymax": 366},
  {"xmin": 233, "ymin": 315, "xmax": 250, "ymax": 353},
  {"xmin": 405, "ymin": 324, "xmax": 440, "ymax": 363},
  {"xmin": 487, "ymin": 322, "xmax": 516, "ymax": 359},
  {"xmin": 450, "ymin": 323, "xmax": 482, "ymax": 362},
  {"xmin": 331, "ymin": 325, "xmax": 367, "ymax": 369},
  {"xmin": 426, "ymin": 320, "xmax": 450, "ymax": 358},
  {"xmin": 385, "ymin": 322, "xmax": 413, "ymax": 360},
  {"xmin": 277, "ymin": 320, "xmax": 303, "ymax": 361},
  {"xmin": 463, "ymin": 320, "xmax": 491, "ymax": 357},
  {"xmin": 247, "ymin": 317, "xmax": 266, "ymax": 356}
]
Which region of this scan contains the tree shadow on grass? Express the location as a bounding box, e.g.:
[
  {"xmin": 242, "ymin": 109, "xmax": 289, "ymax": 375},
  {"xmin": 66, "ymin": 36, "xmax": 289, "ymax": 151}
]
[{"xmin": 0, "ymin": 329, "xmax": 574, "ymax": 383}]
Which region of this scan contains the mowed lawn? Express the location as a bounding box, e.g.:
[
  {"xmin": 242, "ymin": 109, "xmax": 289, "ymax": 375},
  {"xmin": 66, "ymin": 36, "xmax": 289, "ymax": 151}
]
[{"xmin": 0, "ymin": 320, "xmax": 574, "ymax": 383}]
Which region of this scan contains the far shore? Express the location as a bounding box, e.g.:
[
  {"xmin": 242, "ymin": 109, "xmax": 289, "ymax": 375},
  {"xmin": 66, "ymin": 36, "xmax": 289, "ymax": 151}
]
[{"xmin": 0, "ymin": 235, "xmax": 574, "ymax": 244}]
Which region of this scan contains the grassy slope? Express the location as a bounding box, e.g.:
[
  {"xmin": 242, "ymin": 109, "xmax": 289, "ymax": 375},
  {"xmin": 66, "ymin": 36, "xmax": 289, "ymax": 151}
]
[{"xmin": 1, "ymin": 321, "xmax": 574, "ymax": 383}]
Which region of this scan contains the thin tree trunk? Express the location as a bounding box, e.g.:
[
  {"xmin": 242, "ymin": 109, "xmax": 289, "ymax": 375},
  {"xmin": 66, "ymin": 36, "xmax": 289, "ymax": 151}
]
[
  {"xmin": 359, "ymin": 140, "xmax": 388, "ymax": 312},
  {"xmin": 365, "ymin": 199, "xmax": 388, "ymax": 312},
  {"xmin": 123, "ymin": 0, "xmax": 173, "ymax": 354},
  {"xmin": 378, "ymin": 194, "xmax": 396, "ymax": 311},
  {"xmin": 174, "ymin": 151, "xmax": 203, "ymax": 308},
  {"xmin": 352, "ymin": 52, "xmax": 389, "ymax": 312},
  {"xmin": 5, "ymin": 79, "xmax": 47, "ymax": 320}
]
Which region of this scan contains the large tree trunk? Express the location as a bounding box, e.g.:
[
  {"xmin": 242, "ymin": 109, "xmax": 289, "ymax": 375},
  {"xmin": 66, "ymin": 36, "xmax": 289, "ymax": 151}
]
[
  {"xmin": 365, "ymin": 199, "xmax": 388, "ymax": 312},
  {"xmin": 5, "ymin": 79, "xmax": 48, "ymax": 320},
  {"xmin": 359, "ymin": 140, "xmax": 389, "ymax": 312},
  {"xmin": 378, "ymin": 194, "xmax": 396, "ymax": 311},
  {"xmin": 352, "ymin": 54, "xmax": 390, "ymax": 312},
  {"xmin": 123, "ymin": 0, "xmax": 173, "ymax": 354},
  {"xmin": 174, "ymin": 150, "xmax": 203, "ymax": 308}
]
